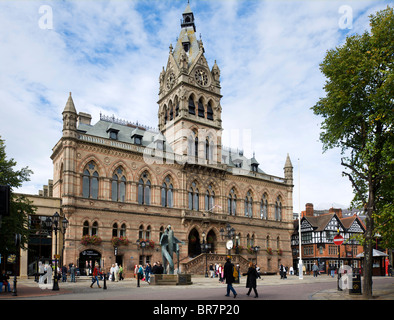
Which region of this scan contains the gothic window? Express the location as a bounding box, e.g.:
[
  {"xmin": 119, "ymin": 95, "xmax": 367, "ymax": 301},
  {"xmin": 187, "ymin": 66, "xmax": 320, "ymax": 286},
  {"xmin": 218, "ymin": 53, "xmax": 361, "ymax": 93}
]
[
  {"xmin": 195, "ymin": 137, "xmax": 198, "ymax": 158},
  {"xmin": 275, "ymin": 196, "xmax": 282, "ymax": 221},
  {"xmin": 169, "ymin": 105, "xmax": 174, "ymax": 121},
  {"xmin": 188, "ymin": 96, "xmax": 196, "ymax": 115},
  {"xmin": 83, "ymin": 221, "xmax": 89, "ymax": 236},
  {"xmin": 198, "ymin": 98, "xmax": 205, "ymax": 117},
  {"xmin": 161, "ymin": 176, "xmax": 174, "ymax": 208},
  {"xmin": 159, "ymin": 226, "xmax": 164, "ymax": 242},
  {"xmin": 146, "ymin": 225, "xmax": 151, "ymax": 240},
  {"xmin": 204, "ymin": 185, "xmax": 215, "ymax": 211},
  {"xmin": 228, "ymin": 188, "xmax": 237, "ymax": 215},
  {"xmin": 120, "ymin": 223, "xmax": 126, "ymax": 237},
  {"xmin": 207, "ymin": 101, "xmax": 213, "ymax": 120},
  {"xmin": 138, "ymin": 171, "xmax": 151, "ymax": 205},
  {"xmin": 175, "ymin": 101, "xmax": 179, "ymax": 117},
  {"xmin": 205, "ymin": 139, "xmax": 210, "ymax": 161},
  {"xmin": 82, "ymin": 161, "xmax": 99, "ymax": 199},
  {"xmin": 260, "ymin": 193, "xmax": 268, "ymax": 219},
  {"xmin": 92, "ymin": 221, "xmax": 98, "ymax": 236},
  {"xmin": 112, "ymin": 223, "xmax": 118, "ymax": 237},
  {"xmin": 245, "ymin": 191, "xmax": 253, "ymax": 218},
  {"xmin": 112, "ymin": 167, "xmax": 126, "ymax": 202},
  {"xmin": 139, "ymin": 225, "xmax": 144, "ymax": 239},
  {"xmin": 188, "ymin": 181, "xmax": 199, "ymax": 211}
]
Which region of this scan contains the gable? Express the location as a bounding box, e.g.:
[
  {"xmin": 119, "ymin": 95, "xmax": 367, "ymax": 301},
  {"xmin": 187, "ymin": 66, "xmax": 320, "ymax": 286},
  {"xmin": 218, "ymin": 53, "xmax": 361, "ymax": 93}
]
[
  {"xmin": 324, "ymin": 216, "xmax": 344, "ymax": 232},
  {"xmin": 301, "ymin": 219, "xmax": 313, "ymax": 232},
  {"xmin": 348, "ymin": 219, "xmax": 364, "ymax": 233}
]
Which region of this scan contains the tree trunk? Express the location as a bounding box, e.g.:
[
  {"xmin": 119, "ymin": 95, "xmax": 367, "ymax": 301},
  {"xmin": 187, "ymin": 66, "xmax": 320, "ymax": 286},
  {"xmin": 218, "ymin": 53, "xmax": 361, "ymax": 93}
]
[{"xmin": 363, "ymin": 174, "xmax": 375, "ymax": 299}]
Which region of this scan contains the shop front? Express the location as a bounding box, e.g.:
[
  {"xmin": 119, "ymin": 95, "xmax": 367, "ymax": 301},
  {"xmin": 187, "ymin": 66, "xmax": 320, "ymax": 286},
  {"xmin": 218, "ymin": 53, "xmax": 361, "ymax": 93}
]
[{"xmin": 79, "ymin": 249, "xmax": 101, "ymax": 276}]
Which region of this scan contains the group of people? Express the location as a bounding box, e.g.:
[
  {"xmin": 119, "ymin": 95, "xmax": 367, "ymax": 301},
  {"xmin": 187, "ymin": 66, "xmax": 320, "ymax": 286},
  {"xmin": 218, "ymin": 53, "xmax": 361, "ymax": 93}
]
[
  {"xmin": 222, "ymin": 258, "xmax": 261, "ymax": 299},
  {"xmin": 0, "ymin": 270, "xmax": 11, "ymax": 293},
  {"xmin": 134, "ymin": 262, "xmax": 165, "ymax": 284}
]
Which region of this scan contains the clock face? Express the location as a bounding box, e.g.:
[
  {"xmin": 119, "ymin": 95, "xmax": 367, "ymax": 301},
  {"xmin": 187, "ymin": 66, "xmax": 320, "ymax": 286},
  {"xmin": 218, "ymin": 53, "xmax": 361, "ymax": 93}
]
[
  {"xmin": 194, "ymin": 68, "xmax": 209, "ymax": 86},
  {"xmin": 226, "ymin": 240, "xmax": 233, "ymax": 250},
  {"xmin": 166, "ymin": 72, "xmax": 175, "ymax": 90}
]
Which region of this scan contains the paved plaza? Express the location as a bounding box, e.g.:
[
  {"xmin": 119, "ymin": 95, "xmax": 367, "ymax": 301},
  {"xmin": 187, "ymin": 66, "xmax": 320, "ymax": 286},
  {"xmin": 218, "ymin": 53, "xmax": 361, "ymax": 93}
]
[{"xmin": 0, "ymin": 274, "xmax": 392, "ymax": 300}]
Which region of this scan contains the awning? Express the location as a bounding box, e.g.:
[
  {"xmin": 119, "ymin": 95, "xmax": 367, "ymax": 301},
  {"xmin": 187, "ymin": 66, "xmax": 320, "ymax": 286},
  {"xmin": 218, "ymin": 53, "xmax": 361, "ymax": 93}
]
[{"xmin": 356, "ymin": 249, "xmax": 388, "ymax": 258}]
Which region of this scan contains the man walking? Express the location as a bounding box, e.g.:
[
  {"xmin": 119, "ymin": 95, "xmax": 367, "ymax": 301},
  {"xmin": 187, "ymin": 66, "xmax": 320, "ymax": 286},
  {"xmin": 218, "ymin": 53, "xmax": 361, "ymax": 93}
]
[
  {"xmin": 90, "ymin": 262, "xmax": 101, "ymax": 288},
  {"xmin": 223, "ymin": 258, "xmax": 237, "ymax": 298}
]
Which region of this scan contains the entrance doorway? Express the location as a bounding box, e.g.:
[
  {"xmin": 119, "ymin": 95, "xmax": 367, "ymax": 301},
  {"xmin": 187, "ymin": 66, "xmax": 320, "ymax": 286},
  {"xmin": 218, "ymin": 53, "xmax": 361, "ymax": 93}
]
[
  {"xmin": 188, "ymin": 228, "xmax": 201, "ymax": 257},
  {"xmin": 206, "ymin": 229, "xmax": 216, "ymax": 253},
  {"xmin": 79, "ymin": 249, "xmax": 101, "ymax": 276}
]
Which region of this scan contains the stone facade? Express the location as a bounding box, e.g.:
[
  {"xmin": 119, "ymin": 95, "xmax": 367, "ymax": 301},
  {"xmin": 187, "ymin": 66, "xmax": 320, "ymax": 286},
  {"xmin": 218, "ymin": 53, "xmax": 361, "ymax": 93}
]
[{"xmin": 22, "ymin": 4, "xmax": 294, "ymax": 277}]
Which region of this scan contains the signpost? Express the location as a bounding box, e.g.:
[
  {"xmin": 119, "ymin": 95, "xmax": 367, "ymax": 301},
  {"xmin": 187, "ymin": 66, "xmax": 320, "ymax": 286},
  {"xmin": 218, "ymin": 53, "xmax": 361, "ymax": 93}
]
[{"xmin": 334, "ymin": 234, "xmax": 344, "ymax": 291}]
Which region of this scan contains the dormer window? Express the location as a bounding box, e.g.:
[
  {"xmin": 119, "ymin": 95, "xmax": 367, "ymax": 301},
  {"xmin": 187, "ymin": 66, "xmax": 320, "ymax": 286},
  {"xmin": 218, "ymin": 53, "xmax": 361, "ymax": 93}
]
[
  {"xmin": 106, "ymin": 126, "xmax": 119, "ymax": 140},
  {"xmin": 135, "ymin": 136, "xmax": 142, "ymax": 145}
]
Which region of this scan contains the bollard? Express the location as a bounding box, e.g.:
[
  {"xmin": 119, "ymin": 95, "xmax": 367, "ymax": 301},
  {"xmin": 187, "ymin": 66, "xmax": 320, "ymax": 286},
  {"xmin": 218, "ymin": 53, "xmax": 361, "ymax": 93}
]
[
  {"xmin": 103, "ymin": 272, "xmax": 107, "ymax": 290},
  {"xmin": 137, "ymin": 273, "xmax": 140, "ymax": 287}
]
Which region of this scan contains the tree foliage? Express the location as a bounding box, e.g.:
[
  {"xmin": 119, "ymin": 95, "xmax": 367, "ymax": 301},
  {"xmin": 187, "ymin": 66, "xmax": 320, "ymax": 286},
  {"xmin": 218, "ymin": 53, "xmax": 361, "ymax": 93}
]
[
  {"xmin": 0, "ymin": 136, "xmax": 36, "ymax": 255},
  {"xmin": 312, "ymin": 6, "xmax": 393, "ymax": 297}
]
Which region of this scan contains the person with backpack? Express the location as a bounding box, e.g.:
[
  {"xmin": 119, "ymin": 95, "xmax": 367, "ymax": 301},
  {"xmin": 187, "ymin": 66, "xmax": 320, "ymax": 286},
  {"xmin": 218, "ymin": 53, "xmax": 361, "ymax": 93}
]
[{"xmin": 223, "ymin": 258, "xmax": 237, "ymax": 298}]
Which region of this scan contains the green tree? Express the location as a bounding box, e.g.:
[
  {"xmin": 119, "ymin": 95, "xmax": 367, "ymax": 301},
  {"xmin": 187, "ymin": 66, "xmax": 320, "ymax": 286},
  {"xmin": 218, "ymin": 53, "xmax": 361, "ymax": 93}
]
[
  {"xmin": 0, "ymin": 136, "xmax": 36, "ymax": 259},
  {"xmin": 312, "ymin": 7, "xmax": 393, "ymax": 298}
]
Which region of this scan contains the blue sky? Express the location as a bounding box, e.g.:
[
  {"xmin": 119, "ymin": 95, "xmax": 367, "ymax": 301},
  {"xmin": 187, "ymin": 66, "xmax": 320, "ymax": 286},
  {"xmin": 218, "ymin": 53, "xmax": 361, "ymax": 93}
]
[{"xmin": 0, "ymin": 0, "xmax": 391, "ymax": 211}]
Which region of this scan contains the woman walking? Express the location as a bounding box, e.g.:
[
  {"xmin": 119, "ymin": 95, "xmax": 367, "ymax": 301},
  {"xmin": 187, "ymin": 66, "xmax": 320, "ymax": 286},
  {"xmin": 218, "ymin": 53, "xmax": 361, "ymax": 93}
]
[{"xmin": 243, "ymin": 262, "xmax": 261, "ymax": 298}]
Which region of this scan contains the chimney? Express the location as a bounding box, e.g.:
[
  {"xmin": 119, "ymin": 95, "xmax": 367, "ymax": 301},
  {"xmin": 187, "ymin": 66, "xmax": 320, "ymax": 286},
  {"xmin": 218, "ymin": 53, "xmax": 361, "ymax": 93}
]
[
  {"xmin": 305, "ymin": 203, "xmax": 314, "ymax": 217},
  {"xmin": 329, "ymin": 207, "xmax": 342, "ymax": 218},
  {"xmin": 78, "ymin": 112, "xmax": 92, "ymax": 126}
]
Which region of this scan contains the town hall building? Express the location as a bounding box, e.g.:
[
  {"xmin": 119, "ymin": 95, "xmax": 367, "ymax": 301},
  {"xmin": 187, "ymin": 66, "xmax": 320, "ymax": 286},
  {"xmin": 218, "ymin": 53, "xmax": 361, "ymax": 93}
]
[{"xmin": 20, "ymin": 4, "xmax": 294, "ymax": 277}]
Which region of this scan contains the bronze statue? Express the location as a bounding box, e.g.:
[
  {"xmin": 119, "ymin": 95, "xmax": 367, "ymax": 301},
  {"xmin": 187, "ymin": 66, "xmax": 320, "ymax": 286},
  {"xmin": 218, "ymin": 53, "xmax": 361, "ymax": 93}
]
[{"xmin": 160, "ymin": 225, "xmax": 184, "ymax": 274}]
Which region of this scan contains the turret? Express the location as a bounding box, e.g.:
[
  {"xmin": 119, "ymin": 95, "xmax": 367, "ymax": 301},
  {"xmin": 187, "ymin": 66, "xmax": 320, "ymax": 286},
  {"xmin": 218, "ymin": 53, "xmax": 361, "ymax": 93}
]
[{"xmin": 62, "ymin": 92, "xmax": 77, "ymax": 139}]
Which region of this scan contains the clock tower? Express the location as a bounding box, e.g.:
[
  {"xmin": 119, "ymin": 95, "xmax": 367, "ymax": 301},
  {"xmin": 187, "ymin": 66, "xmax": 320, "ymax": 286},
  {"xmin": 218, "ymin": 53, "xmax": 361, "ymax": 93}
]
[{"xmin": 158, "ymin": 3, "xmax": 223, "ymax": 164}]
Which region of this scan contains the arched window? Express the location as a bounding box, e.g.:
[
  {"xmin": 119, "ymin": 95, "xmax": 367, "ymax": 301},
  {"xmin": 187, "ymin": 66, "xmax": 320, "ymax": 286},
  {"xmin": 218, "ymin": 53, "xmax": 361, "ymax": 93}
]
[
  {"xmin": 92, "ymin": 221, "xmax": 98, "ymax": 235},
  {"xmin": 198, "ymin": 98, "xmax": 205, "ymax": 117},
  {"xmin": 164, "ymin": 105, "xmax": 168, "ymax": 124},
  {"xmin": 245, "ymin": 191, "xmax": 253, "ymax": 217},
  {"xmin": 195, "ymin": 136, "xmax": 199, "ymax": 158},
  {"xmin": 188, "ymin": 96, "xmax": 196, "ymax": 115},
  {"xmin": 204, "ymin": 184, "xmax": 215, "ymax": 211},
  {"xmin": 159, "ymin": 226, "xmax": 164, "ymax": 242},
  {"xmin": 161, "ymin": 176, "xmax": 174, "ymax": 208},
  {"xmin": 112, "ymin": 223, "xmax": 118, "ymax": 237},
  {"xmin": 112, "ymin": 167, "xmax": 126, "ymax": 202},
  {"xmin": 260, "ymin": 193, "xmax": 268, "ymax": 219},
  {"xmin": 169, "ymin": 104, "xmax": 174, "ymax": 121},
  {"xmin": 82, "ymin": 161, "xmax": 99, "ymax": 199},
  {"xmin": 188, "ymin": 181, "xmax": 199, "ymax": 211},
  {"xmin": 83, "ymin": 221, "xmax": 89, "ymax": 236},
  {"xmin": 83, "ymin": 220, "xmax": 98, "ymax": 236},
  {"xmin": 228, "ymin": 188, "xmax": 237, "ymax": 215},
  {"xmin": 275, "ymin": 196, "xmax": 282, "ymax": 221},
  {"xmin": 138, "ymin": 171, "xmax": 151, "ymax": 205},
  {"xmin": 146, "ymin": 225, "xmax": 151, "ymax": 240},
  {"xmin": 120, "ymin": 223, "xmax": 126, "ymax": 237},
  {"xmin": 207, "ymin": 101, "xmax": 213, "ymax": 120},
  {"xmin": 139, "ymin": 225, "xmax": 144, "ymax": 240}
]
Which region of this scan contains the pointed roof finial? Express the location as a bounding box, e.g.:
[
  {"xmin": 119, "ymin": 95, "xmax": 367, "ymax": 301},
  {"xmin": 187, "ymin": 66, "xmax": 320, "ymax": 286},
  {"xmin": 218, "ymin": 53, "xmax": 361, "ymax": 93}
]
[{"xmin": 63, "ymin": 91, "xmax": 76, "ymax": 114}]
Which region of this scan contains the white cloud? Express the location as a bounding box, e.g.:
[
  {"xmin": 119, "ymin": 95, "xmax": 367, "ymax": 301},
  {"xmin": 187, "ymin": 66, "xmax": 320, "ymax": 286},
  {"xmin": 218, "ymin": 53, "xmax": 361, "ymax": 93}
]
[{"xmin": 0, "ymin": 0, "xmax": 390, "ymax": 210}]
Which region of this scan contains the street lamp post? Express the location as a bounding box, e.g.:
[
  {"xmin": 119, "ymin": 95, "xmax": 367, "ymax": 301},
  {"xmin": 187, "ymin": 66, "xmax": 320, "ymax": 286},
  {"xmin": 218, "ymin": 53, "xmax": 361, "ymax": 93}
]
[
  {"xmin": 200, "ymin": 231, "xmax": 211, "ymax": 278},
  {"xmin": 45, "ymin": 212, "xmax": 68, "ymax": 291},
  {"xmin": 220, "ymin": 223, "xmax": 235, "ymax": 257},
  {"xmin": 253, "ymin": 246, "xmax": 261, "ymax": 266}
]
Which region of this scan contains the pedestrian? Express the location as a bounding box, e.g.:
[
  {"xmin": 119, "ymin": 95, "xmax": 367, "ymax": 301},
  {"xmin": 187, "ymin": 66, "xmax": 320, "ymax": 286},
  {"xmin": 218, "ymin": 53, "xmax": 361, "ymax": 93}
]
[
  {"xmin": 209, "ymin": 264, "xmax": 214, "ymax": 278},
  {"xmin": 218, "ymin": 264, "xmax": 223, "ymax": 283},
  {"xmin": 312, "ymin": 263, "xmax": 319, "ymax": 277},
  {"xmin": 289, "ymin": 266, "xmax": 294, "ymax": 276},
  {"xmin": 110, "ymin": 264, "xmax": 115, "ymax": 281},
  {"xmin": 138, "ymin": 265, "xmax": 144, "ymax": 281},
  {"xmin": 119, "ymin": 265, "xmax": 124, "ymax": 280},
  {"xmin": 243, "ymin": 262, "xmax": 261, "ymax": 298},
  {"xmin": 70, "ymin": 263, "xmax": 76, "ymax": 282},
  {"xmin": 283, "ymin": 266, "xmax": 287, "ymax": 279},
  {"xmin": 114, "ymin": 263, "xmax": 119, "ymax": 282},
  {"xmin": 0, "ymin": 270, "xmax": 11, "ymax": 293},
  {"xmin": 223, "ymin": 258, "xmax": 237, "ymax": 298},
  {"xmin": 61, "ymin": 265, "xmax": 68, "ymax": 282},
  {"xmin": 279, "ymin": 264, "xmax": 284, "ymax": 279},
  {"xmin": 90, "ymin": 262, "xmax": 101, "ymax": 288},
  {"xmin": 145, "ymin": 263, "xmax": 152, "ymax": 283}
]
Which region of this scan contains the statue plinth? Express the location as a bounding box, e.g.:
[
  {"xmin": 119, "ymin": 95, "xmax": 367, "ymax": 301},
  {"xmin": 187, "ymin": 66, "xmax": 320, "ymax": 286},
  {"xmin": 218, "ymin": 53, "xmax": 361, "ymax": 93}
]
[{"xmin": 150, "ymin": 274, "xmax": 193, "ymax": 286}]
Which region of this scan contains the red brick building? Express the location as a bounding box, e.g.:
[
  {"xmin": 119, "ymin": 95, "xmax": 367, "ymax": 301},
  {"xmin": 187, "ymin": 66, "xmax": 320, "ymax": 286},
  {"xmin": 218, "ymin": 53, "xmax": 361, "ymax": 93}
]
[{"xmin": 291, "ymin": 203, "xmax": 365, "ymax": 274}]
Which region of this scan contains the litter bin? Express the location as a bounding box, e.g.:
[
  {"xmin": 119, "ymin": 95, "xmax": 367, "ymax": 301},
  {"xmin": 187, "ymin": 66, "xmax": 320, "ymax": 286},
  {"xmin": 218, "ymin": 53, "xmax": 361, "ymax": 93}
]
[{"xmin": 350, "ymin": 272, "xmax": 362, "ymax": 295}]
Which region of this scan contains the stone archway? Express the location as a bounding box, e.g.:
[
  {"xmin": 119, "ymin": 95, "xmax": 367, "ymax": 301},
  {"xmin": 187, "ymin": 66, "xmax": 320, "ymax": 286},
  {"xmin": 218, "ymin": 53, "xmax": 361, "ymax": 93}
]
[
  {"xmin": 206, "ymin": 229, "xmax": 217, "ymax": 253},
  {"xmin": 188, "ymin": 228, "xmax": 201, "ymax": 258}
]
